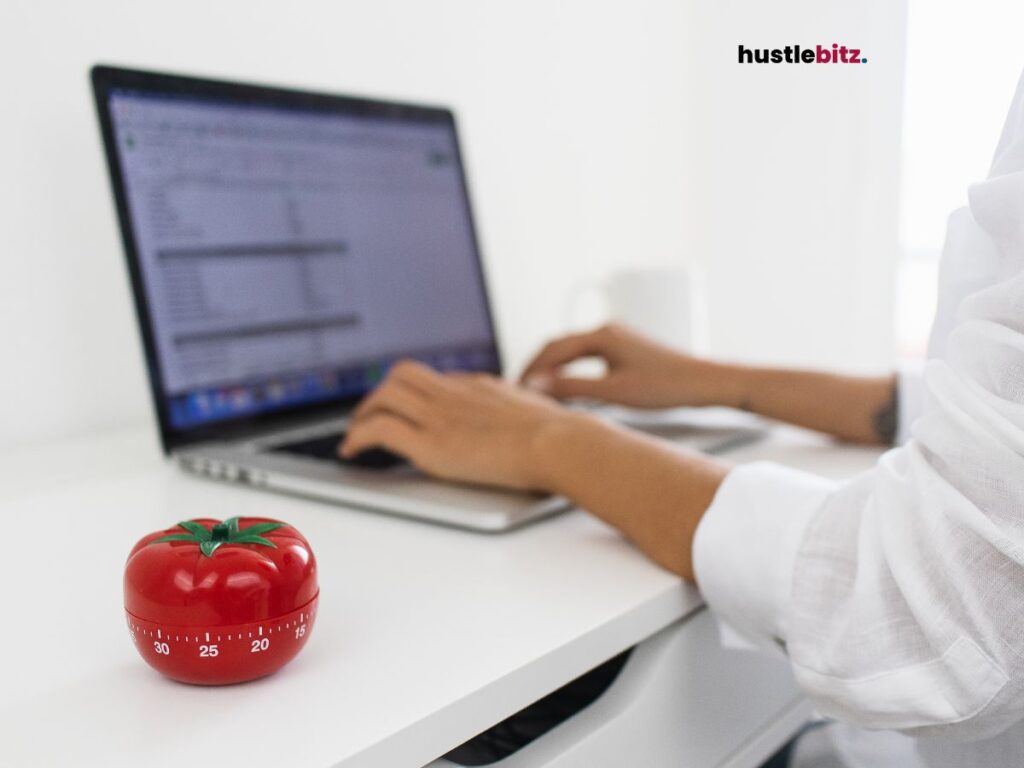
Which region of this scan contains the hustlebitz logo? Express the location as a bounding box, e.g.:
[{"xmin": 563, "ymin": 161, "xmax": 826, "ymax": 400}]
[{"xmin": 738, "ymin": 44, "xmax": 867, "ymax": 64}]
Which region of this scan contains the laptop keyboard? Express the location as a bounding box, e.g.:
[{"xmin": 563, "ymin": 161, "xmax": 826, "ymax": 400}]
[{"xmin": 269, "ymin": 432, "xmax": 407, "ymax": 470}]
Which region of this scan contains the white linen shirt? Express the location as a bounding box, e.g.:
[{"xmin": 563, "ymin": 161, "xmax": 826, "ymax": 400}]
[{"xmin": 693, "ymin": 70, "xmax": 1024, "ymax": 767}]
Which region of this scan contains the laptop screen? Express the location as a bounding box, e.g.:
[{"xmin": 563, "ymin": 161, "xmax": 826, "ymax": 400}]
[{"xmin": 95, "ymin": 68, "xmax": 499, "ymax": 447}]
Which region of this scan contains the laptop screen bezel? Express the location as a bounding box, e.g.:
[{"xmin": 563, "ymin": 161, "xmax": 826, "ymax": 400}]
[{"xmin": 91, "ymin": 64, "xmax": 503, "ymax": 454}]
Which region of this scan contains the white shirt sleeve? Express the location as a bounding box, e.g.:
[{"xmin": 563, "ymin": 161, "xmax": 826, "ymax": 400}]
[
  {"xmin": 693, "ymin": 462, "xmax": 835, "ymax": 649},
  {"xmin": 895, "ymin": 362, "xmax": 925, "ymax": 446},
  {"xmin": 693, "ymin": 70, "xmax": 1024, "ymax": 741}
]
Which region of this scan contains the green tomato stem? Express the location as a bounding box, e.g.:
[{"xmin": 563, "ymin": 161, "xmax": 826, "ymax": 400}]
[{"xmin": 153, "ymin": 518, "xmax": 286, "ymax": 556}]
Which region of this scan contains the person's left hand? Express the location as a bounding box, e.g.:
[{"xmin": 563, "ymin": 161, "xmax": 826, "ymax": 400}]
[{"xmin": 339, "ymin": 360, "xmax": 576, "ymax": 491}]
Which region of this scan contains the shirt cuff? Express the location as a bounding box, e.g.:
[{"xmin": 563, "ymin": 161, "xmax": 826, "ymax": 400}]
[{"xmin": 693, "ymin": 461, "xmax": 835, "ymax": 648}]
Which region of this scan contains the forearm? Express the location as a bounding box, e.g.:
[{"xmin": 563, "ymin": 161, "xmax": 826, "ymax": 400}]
[
  {"xmin": 704, "ymin": 363, "xmax": 897, "ymax": 445},
  {"xmin": 533, "ymin": 413, "xmax": 728, "ymax": 580}
]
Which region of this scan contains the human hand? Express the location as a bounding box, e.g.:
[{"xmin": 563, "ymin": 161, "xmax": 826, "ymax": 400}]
[
  {"xmin": 519, "ymin": 323, "xmax": 736, "ymax": 409},
  {"xmin": 342, "ymin": 358, "xmax": 729, "ymax": 581},
  {"xmin": 340, "ymin": 360, "xmax": 588, "ymax": 491}
]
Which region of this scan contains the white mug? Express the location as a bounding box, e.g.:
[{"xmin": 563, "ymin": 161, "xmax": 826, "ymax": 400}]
[{"xmin": 565, "ymin": 266, "xmax": 706, "ymax": 352}]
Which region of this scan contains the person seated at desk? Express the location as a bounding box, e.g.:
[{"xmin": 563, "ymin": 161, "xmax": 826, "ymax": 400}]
[{"xmin": 340, "ymin": 73, "xmax": 1024, "ymax": 768}]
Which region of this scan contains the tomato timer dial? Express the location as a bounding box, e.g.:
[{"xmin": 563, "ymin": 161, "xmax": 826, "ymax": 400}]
[{"xmin": 124, "ymin": 517, "xmax": 318, "ymax": 685}]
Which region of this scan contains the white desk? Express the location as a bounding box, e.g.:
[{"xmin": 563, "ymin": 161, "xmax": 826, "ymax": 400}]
[{"xmin": 0, "ymin": 425, "xmax": 883, "ymax": 767}]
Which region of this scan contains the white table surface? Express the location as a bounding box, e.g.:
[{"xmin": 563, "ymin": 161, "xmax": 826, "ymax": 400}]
[{"xmin": 0, "ymin": 423, "xmax": 883, "ymax": 768}]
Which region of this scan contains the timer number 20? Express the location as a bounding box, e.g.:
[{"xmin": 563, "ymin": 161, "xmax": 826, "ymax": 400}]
[{"xmin": 251, "ymin": 637, "xmax": 270, "ymax": 653}]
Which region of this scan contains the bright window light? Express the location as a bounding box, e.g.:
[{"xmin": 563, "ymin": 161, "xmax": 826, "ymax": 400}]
[{"xmin": 897, "ymin": 1, "xmax": 1024, "ymax": 357}]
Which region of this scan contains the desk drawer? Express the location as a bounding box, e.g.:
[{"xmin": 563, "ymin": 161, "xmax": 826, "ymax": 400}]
[{"xmin": 429, "ymin": 609, "xmax": 811, "ymax": 768}]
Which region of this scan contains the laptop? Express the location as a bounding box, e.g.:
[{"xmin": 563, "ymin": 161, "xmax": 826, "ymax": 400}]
[{"xmin": 91, "ymin": 65, "xmax": 758, "ymax": 532}]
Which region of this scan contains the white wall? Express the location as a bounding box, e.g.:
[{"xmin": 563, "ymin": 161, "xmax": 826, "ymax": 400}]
[
  {"xmin": 682, "ymin": 0, "xmax": 906, "ymax": 371},
  {"xmin": 0, "ymin": 0, "xmax": 906, "ymax": 452}
]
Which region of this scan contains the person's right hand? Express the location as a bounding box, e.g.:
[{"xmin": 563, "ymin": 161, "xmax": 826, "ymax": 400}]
[{"xmin": 519, "ymin": 323, "xmax": 736, "ymax": 409}]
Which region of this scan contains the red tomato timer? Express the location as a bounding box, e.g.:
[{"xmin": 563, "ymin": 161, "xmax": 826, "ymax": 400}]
[{"xmin": 124, "ymin": 517, "xmax": 318, "ymax": 685}]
